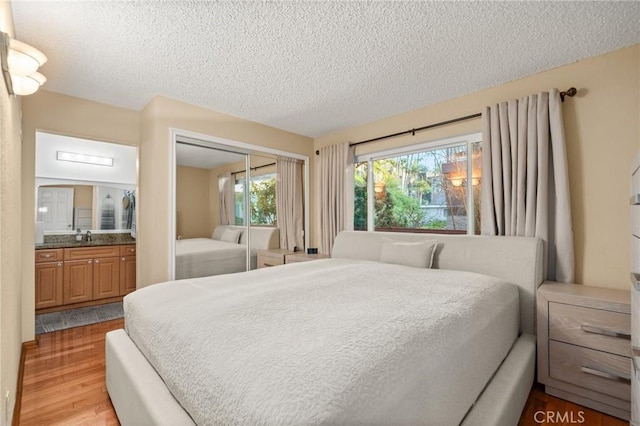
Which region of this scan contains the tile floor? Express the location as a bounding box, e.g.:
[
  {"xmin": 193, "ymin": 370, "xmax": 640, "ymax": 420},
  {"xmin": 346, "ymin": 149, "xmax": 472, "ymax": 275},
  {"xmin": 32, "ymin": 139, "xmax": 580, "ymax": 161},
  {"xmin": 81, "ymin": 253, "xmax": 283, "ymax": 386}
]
[{"xmin": 35, "ymin": 302, "xmax": 124, "ymax": 334}]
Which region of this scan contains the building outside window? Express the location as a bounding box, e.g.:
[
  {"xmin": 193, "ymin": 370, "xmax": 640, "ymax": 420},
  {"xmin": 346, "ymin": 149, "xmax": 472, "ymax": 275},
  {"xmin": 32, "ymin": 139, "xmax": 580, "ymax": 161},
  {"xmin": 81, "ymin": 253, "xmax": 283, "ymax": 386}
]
[{"xmin": 354, "ymin": 133, "xmax": 481, "ymax": 235}]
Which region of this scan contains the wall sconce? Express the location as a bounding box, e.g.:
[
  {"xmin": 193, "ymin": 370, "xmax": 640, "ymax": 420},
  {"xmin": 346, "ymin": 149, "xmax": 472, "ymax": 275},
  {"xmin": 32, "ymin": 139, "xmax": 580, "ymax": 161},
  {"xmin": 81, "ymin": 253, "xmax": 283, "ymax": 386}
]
[
  {"xmin": 449, "ymin": 177, "xmax": 481, "ymax": 187},
  {"xmin": 450, "ymin": 177, "xmax": 464, "ymax": 187},
  {"xmin": 1, "ymin": 31, "xmax": 47, "ymax": 96}
]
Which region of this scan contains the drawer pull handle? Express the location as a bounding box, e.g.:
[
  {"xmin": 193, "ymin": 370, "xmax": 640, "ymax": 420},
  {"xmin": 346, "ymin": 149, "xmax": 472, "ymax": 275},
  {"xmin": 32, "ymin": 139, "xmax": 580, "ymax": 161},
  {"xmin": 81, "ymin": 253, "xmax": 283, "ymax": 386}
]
[
  {"xmin": 580, "ymin": 365, "xmax": 630, "ymax": 383},
  {"xmin": 43, "ymin": 254, "xmax": 51, "ymax": 258},
  {"xmin": 263, "ymin": 263, "xmax": 275, "ymax": 267},
  {"xmin": 633, "ymin": 346, "xmax": 640, "ymax": 376},
  {"xmin": 631, "ymin": 194, "xmax": 640, "ymax": 205},
  {"xmin": 580, "ymin": 324, "xmax": 631, "ymax": 339},
  {"xmin": 631, "ymin": 272, "xmax": 640, "ymax": 291}
]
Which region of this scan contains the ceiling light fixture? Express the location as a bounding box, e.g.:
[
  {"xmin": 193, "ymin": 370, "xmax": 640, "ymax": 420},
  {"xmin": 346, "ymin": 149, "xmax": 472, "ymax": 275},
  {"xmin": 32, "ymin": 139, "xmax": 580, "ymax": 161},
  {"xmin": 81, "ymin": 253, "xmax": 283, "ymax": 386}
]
[
  {"xmin": 1, "ymin": 31, "xmax": 47, "ymax": 96},
  {"xmin": 57, "ymin": 151, "xmax": 114, "ymax": 167}
]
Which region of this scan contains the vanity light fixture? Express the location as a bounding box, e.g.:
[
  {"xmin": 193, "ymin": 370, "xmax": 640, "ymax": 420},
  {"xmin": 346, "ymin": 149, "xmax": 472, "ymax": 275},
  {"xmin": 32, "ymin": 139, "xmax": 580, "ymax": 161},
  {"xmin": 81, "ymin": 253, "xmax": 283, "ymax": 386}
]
[
  {"xmin": 57, "ymin": 151, "xmax": 114, "ymax": 167},
  {"xmin": 1, "ymin": 31, "xmax": 47, "ymax": 96}
]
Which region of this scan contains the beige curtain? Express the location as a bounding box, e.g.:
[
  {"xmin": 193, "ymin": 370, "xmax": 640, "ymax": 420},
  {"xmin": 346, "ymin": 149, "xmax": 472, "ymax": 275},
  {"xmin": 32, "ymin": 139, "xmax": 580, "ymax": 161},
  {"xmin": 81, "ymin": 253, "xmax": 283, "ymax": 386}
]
[
  {"xmin": 276, "ymin": 156, "xmax": 304, "ymax": 251},
  {"xmin": 481, "ymin": 89, "xmax": 574, "ymax": 282},
  {"xmin": 218, "ymin": 172, "xmax": 235, "ymax": 226},
  {"xmin": 319, "ymin": 142, "xmax": 354, "ymax": 255}
]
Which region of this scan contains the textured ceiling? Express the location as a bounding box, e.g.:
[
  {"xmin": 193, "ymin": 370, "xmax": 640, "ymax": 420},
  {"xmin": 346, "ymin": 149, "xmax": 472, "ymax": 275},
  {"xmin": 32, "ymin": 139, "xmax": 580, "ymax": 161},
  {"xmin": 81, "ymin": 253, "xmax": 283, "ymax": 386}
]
[
  {"xmin": 11, "ymin": 1, "xmax": 640, "ymax": 138},
  {"xmin": 176, "ymin": 142, "xmax": 246, "ymax": 170}
]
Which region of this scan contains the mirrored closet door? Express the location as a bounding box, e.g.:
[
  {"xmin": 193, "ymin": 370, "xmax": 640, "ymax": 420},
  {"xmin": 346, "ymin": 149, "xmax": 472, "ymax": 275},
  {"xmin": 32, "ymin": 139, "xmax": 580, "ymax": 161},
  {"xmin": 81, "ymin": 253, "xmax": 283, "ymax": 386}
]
[
  {"xmin": 173, "ymin": 137, "xmax": 308, "ymax": 280},
  {"xmin": 175, "ymin": 141, "xmax": 249, "ymax": 279}
]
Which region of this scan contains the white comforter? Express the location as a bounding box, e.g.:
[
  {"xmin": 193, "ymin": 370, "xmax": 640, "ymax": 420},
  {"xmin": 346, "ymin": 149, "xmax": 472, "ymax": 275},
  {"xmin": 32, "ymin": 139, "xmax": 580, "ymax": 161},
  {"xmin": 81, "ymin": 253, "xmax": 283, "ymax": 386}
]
[
  {"xmin": 175, "ymin": 238, "xmax": 247, "ymax": 279},
  {"xmin": 125, "ymin": 259, "xmax": 519, "ymax": 425}
]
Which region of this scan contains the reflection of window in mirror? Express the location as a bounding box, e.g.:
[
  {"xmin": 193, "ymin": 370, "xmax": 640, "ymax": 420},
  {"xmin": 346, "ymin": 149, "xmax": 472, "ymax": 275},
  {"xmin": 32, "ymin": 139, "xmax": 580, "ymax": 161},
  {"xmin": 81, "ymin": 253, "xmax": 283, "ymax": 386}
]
[
  {"xmin": 234, "ymin": 173, "xmax": 277, "ymax": 226},
  {"xmin": 93, "ymin": 187, "xmax": 136, "ymax": 231}
]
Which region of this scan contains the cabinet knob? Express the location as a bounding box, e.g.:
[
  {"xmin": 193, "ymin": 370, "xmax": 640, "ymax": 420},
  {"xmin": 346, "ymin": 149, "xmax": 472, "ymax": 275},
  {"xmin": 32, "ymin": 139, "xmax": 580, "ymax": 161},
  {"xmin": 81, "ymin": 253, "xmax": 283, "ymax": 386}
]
[
  {"xmin": 122, "ymin": 257, "xmax": 125, "ymax": 261},
  {"xmin": 95, "ymin": 259, "xmax": 100, "ymax": 264},
  {"xmin": 88, "ymin": 260, "xmax": 92, "ymax": 264},
  {"xmin": 57, "ymin": 262, "xmax": 62, "ymax": 267},
  {"xmin": 43, "ymin": 254, "xmax": 51, "ymax": 258}
]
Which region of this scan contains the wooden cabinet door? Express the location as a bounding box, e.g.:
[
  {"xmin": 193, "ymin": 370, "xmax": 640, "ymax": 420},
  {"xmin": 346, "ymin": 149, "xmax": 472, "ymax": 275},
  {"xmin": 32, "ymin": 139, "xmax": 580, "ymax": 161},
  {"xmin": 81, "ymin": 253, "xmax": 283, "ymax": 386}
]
[
  {"xmin": 63, "ymin": 259, "xmax": 93, "ymax": 304},
  {"xmin": 93, "ymin": 257, "xmax": 120, "ymax": 300},
  {"xmin": 119, "ymin": 256, "xmax": 136, "ymax": 295},
  {"xmin": 35, "ymin": 261, "xmax": 63, "ymax": 309}
]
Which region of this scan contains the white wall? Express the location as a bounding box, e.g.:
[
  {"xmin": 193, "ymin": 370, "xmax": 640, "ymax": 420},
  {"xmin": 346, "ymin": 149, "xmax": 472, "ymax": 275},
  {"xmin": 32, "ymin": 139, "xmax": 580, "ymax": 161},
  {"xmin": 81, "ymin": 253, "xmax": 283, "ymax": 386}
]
[{"xmin": 36, "ymin": 132, "xmax": 136, "ymax": 185}]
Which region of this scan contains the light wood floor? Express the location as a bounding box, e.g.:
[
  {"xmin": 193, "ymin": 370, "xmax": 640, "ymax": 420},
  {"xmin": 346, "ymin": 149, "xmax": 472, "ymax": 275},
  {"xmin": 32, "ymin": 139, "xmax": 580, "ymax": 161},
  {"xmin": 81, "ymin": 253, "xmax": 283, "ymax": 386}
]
[
  {"xmin": 518, "ymin": 384, "xmax": 627, "ymax": 426},
  {"xmin": 17, "ymin": 319, "xmax": 629, "ymax": 425},
  {"xmin": 19, "ymin": 319, "xmax": 123, "ymax": 425}
]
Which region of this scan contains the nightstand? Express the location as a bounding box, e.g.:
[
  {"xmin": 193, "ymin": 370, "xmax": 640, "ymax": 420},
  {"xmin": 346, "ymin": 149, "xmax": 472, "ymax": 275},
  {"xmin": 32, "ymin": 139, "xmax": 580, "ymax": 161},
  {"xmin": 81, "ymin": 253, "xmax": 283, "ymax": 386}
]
[
  {"xmin": 285, "ymin": 252, "xmax": 331, "ymax": 264},
  {"xmin": 537, "ymin": 282, "xmax": 631, "ymax": 420},
  {"xmin": 257, "ymin": 249, "xmax": 294, "ymax": 269}
]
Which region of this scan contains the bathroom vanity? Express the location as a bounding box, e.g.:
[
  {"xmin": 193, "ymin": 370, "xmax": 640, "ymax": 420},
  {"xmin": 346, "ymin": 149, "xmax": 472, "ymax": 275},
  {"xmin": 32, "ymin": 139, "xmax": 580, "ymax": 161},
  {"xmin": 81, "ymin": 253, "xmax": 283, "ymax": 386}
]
[{"xmin": 35, "ymin": 236, "xmax": 136, "ymax": 313}]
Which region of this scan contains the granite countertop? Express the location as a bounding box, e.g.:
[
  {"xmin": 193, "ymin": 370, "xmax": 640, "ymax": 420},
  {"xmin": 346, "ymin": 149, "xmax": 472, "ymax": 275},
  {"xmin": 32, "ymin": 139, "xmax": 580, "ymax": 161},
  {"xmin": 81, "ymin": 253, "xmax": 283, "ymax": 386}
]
[{"xmin": 35, "ymin": 233, "xmax": 136, "ymax": 250}]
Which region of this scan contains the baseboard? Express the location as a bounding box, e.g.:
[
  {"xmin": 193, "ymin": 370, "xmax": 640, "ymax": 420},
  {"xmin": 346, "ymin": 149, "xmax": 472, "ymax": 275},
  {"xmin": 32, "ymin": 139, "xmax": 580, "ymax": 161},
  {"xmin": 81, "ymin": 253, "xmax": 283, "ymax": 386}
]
[{"xmin": 12, "ymin": 339, "xmax": 37, "ymax": 426}]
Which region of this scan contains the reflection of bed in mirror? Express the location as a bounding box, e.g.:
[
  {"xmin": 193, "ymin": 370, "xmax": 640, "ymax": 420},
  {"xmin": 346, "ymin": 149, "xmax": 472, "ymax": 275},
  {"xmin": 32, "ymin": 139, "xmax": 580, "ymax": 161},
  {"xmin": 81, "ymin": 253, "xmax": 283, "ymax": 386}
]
[{"xmin": 175, "ymin": 225, "xmax": 280, "ymax": 279}]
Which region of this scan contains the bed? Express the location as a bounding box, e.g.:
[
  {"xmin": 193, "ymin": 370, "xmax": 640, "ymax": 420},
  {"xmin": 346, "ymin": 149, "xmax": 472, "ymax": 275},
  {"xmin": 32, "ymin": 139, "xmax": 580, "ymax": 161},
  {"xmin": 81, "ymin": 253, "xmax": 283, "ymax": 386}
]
[
  {"xmin": 175, "ymin": 225, "xmax": 280, "ymax": 279},
  {"xmin": 107, "ymin": 231, "xmax": 543, "ymax": 425}
]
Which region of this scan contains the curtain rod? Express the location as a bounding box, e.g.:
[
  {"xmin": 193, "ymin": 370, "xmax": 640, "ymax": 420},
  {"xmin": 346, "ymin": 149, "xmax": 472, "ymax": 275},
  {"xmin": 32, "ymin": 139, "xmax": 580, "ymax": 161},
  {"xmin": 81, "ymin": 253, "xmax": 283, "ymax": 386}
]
[
  {"xmin": 314, "ymin": 87, "xmax": 577, "ymax": 155},
  {"xmin": 231, "ymin": 162, "xmax": 276, "ymax": 175}
]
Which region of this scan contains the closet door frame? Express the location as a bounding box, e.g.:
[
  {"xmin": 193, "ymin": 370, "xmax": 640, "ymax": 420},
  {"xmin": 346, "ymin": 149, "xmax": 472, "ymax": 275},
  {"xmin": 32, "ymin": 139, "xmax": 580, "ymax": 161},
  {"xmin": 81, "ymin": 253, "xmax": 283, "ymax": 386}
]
[{"xmin": 168, "ymin": 128, "xmax": 310, "ymax": 280}]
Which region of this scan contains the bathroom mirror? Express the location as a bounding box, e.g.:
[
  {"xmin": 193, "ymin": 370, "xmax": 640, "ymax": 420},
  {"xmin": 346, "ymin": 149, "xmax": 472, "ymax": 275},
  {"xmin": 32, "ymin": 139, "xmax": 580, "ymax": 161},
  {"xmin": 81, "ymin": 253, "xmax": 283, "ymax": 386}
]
[
  {"xmin": 36, "ymin": 184, "xmax": 136, "ymax": 232},
  {"xmin": 35, "ymin": 131, "xmax": 137, "ymax": 235}
]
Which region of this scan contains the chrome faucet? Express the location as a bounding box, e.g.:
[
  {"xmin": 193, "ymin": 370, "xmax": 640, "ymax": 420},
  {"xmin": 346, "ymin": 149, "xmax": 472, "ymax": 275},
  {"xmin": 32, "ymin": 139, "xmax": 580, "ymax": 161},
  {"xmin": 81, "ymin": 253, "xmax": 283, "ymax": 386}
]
[{"xmin": 86, "ymin": 231, "xmax": 92, "ymax": 242}]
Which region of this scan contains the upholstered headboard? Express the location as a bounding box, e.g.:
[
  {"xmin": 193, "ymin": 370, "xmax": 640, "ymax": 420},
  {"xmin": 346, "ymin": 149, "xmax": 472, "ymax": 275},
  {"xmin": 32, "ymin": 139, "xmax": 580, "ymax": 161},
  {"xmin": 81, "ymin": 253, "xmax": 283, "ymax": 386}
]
[
  {"xmin": 212, "ymin": 225, "xmax": 280, "ymax": 251},
  {"xmin": 332, "ymin": 231, "xmax": 544, "ymax": 335}
]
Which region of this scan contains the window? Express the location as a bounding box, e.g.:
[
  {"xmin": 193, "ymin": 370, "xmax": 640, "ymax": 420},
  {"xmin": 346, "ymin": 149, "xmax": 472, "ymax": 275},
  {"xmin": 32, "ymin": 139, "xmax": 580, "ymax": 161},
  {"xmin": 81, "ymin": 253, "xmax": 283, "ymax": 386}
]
[
  {"xmin": 354, "ymin": 134, "xmax": 482, "ymax": 235},
  {"xmin": 234, "ymin": 173, "xmax": 277, "ymax": 226}
]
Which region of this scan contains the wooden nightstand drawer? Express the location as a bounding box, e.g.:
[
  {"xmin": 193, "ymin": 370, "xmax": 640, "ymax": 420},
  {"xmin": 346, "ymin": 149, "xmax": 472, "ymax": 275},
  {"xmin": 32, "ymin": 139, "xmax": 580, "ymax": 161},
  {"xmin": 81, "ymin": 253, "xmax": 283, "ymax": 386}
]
[
  {"xmin": 549, "ymin": 302, "xmax": 631, "ymax": 357},
  {"xmin": 538, "ymin": 282, "xmax": 631, "ymax": 420},
  {"xmin": 257, "ymin": 249, "xmax": 293, "ymax": 269},
  {"xmin": 285, "ymin": 253, "xmax": 331, "ymax": 264},
  {"xmin": 550, "ymin": 340, "xmax": 631, "ymax": 401},
  {"xmin": 259, "ymin": 254, "xmax": 285, "ymax": 268},
  {"xmin": 633, "ymin": 288, "xmax": 640, "ymax": 348}
]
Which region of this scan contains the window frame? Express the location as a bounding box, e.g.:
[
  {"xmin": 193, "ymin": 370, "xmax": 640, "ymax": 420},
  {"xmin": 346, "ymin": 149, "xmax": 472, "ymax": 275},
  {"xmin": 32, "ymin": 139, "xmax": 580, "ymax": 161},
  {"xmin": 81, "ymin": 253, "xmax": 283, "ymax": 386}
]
[{"xmin": 354, "ymin": 132, "xmax": 482, "ymax": 235}]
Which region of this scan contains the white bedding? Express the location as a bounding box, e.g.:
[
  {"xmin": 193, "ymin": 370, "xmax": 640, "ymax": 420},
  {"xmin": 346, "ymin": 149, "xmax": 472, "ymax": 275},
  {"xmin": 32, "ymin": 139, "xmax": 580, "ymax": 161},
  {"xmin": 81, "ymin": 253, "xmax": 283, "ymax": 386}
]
[
  {"xmin": 175, "ymin": 238, "xmax": 247, "ymax": 279},
  {"xmin": 124, "ymin": 258, "xmax": 519, "ymax": 425}
]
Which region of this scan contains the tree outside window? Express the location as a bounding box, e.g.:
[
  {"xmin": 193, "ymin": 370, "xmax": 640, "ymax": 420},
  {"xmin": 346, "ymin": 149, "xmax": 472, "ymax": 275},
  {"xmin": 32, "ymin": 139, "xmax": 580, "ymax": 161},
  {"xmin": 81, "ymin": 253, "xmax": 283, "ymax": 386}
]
[
  {"xmin": 235, "ymin": 173, "xmax": 277, "ymax": 226},
  {"xmin": 354, "ymin": 141, "xmax": 482, "ymax": 234}
]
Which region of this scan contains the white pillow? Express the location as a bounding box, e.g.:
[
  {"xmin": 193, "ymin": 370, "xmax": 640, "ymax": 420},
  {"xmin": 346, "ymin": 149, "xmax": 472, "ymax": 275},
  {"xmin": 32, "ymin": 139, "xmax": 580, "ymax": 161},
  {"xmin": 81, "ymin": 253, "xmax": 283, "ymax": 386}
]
[
  {"xmin": 220, "ymin": 229, "xmax": 241, "ymax": 244},
  {"xmin": 379, "ymin": 238, "xmax": 438, "ymax": 268}
]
